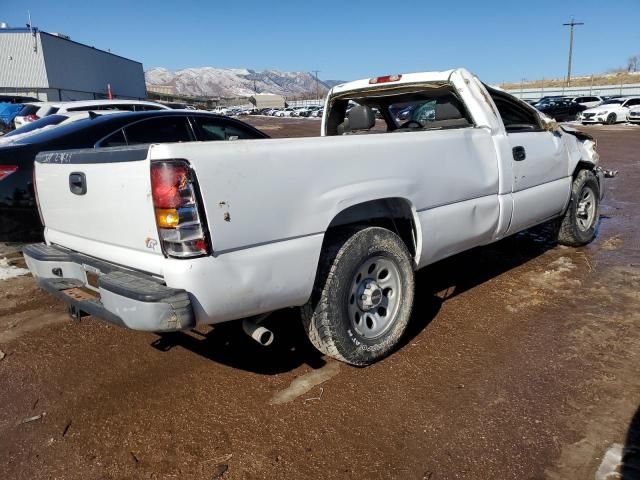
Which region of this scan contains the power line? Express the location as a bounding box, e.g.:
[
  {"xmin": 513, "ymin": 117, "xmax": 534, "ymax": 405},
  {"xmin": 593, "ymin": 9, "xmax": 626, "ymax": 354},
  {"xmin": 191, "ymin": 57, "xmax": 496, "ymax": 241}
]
[
  {"xmin": 563, "ymin": 18, "xmax": 584, "ymax": 87},
  {"xmin": 312, "ymin": 70, "xmax": 320, "ymax": 102}
]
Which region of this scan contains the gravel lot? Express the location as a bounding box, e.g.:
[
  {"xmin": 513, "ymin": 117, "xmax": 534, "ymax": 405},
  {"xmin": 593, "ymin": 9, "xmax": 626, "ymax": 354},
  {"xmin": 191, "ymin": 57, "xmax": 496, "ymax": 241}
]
[{"xmin": 0, "ymin": 119, "xmax": 638, "ymax": 480}]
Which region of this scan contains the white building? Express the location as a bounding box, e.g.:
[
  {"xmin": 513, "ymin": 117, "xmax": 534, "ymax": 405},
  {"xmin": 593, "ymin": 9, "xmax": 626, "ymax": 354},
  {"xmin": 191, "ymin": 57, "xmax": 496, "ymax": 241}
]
[{"xmin": 0, "ymin": 24, "xmax": 146, "ymax": 101}]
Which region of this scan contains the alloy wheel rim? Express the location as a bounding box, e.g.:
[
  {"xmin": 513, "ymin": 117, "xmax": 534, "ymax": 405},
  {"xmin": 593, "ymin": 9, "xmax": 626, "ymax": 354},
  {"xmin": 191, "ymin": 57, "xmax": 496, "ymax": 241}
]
[
  {"xmin": 576, "ymin": 186, "xmax": 596, "ymax": 231},
  {"xmin": 347, "ymin": 255, "xmax": 402, "ymax": 339}
]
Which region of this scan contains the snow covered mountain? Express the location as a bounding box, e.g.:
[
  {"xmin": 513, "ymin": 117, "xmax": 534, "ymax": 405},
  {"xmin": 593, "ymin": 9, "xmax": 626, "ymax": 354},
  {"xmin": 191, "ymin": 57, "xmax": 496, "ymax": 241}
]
[{"xmin": 145, "ymin": 67, "xmax": 342, "ymax": 98}]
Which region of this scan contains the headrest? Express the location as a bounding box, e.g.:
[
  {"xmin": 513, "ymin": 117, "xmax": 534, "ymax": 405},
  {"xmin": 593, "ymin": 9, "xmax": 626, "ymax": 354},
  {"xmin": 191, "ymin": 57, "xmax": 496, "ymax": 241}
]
[
  {"xmin": 347, "ymin": 105, "xmax": 376, "ymax": 130},
  {"xmin": 435, "ymin": 100, "xmax": 463, "ymax": 121}
]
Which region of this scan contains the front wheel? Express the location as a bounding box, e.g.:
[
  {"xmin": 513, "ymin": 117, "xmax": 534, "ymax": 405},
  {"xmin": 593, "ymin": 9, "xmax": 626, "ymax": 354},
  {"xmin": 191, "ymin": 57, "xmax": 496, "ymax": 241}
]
[
  {"xmin": 302, "ymin": 226, "xmax": 415, "ymax": 366},
  {"xmin": 606, "ymin": 113, "xmax": 617, "ymax": 125},
  {"xmin": 555, "ymin": 170, "xmax": 600, "ymax": 247}
]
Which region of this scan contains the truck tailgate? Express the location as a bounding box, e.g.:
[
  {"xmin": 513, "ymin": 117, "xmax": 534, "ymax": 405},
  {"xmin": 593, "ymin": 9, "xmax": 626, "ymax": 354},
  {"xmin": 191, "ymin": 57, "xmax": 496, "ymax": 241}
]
[{"xmin": 35, "ymin": 146, "xmax": 162, "ymax": 261}]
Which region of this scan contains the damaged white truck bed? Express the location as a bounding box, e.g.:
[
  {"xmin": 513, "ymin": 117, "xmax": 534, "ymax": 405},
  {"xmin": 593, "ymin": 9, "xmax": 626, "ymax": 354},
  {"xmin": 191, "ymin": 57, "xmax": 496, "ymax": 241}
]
[{"xmin": 24, "ymin": 68, "xmax": 609, "ymax": 365}]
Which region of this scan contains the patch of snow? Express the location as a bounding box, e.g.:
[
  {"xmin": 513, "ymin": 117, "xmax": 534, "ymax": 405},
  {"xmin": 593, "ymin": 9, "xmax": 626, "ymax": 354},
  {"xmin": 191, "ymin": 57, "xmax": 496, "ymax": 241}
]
[
  {"xmin": 595, "ymin": 443, "xmax": 623, "ymax": 480},
  {"xmin": 0, "ymin": 258, "xmax": 30, "ymax": 281}
]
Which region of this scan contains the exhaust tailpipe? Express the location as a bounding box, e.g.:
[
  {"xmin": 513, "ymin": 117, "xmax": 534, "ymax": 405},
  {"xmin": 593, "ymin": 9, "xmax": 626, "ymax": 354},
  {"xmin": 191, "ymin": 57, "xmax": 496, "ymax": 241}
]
[{"xmin": 242, "ymin": 316, "xmax": 274, "ymax": 346}]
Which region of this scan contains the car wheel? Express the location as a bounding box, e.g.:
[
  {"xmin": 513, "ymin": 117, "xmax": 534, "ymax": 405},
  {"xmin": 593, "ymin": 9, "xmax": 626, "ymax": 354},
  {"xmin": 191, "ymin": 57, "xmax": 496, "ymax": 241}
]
[
  {"xmin": 302, "ymin": 226, "xmax": 415, "ymax": 366},
  {"xmin": 606, "ymin": 113, "xmax": 617, "ymax": 125},
  {"xmin": 555, "ymin": 169, "xmax": 600, "ymax": 247}
]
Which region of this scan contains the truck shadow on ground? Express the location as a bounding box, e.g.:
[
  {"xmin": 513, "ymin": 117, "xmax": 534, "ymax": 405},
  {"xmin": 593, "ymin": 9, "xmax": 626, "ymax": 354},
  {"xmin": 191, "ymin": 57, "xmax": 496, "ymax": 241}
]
[
  {"xmin": 623, "ymin": 404, "xmax": 640, "ymax": 479},
  {"xmin": 151, "ymin": 225, "xmax": 558, "ymax": 375}
]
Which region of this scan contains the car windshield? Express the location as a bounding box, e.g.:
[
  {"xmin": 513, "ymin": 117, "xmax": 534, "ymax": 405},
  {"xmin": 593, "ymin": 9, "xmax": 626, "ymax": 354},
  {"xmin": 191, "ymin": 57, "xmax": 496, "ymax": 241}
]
[
  {"xmin": 4, "ymin": 114, "xmax": 68, "ymax": 137},
  {"xmin": 603, "ymin": 99, "xmax": 624, "ymax": 105}
]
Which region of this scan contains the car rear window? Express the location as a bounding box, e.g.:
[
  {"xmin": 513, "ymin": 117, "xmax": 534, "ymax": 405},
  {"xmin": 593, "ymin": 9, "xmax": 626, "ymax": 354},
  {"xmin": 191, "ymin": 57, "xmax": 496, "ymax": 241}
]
[
  {"xmin": 17, "ymin": 104, "xmax": 40, "ymax": 116},
  {"xmin": 4, "ymin": 114, "xmax": 68, "ymax": 137}
]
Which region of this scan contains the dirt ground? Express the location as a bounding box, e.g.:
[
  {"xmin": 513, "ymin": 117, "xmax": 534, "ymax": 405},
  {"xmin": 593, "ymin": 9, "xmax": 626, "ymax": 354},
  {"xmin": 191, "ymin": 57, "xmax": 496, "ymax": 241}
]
[{"xmin": 0, "ymin": 118, "xmax": 639, "ymax": 480}]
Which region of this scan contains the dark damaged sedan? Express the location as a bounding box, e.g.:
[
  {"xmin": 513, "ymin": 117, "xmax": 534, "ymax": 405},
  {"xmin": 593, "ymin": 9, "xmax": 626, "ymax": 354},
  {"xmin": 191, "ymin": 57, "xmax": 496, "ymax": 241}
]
[{"xmin": 0, "ymin": 110, "xmax": 268, "ymax": 241}]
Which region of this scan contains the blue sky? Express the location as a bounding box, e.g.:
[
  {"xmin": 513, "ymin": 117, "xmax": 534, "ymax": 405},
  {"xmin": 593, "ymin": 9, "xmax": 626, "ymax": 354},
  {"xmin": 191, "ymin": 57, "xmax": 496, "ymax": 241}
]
[{"xmin": 3, "ymin": 0, "xmax": 639, "ymax": 83}]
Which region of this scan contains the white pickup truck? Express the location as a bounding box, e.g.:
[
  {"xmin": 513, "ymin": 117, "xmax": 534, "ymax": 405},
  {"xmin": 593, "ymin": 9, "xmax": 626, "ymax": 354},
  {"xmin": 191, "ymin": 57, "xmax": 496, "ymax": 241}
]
[{"xmin": 24, "ymin": 68, "xmax": 611, "ymax": 366}]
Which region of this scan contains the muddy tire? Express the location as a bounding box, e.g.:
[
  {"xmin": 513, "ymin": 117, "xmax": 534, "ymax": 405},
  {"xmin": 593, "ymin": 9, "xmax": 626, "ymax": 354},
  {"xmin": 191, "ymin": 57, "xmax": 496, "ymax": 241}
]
[
  {"xmin": 606, "ymin": 113, "xmax": 616, "ymax": 125},
  {"xmin": 302, "ymin": 226, "xmax": 415, "ymax": 366},
  {"xmin": 556, "ymin": 170, "xmax": 600, "ymax": 247}
]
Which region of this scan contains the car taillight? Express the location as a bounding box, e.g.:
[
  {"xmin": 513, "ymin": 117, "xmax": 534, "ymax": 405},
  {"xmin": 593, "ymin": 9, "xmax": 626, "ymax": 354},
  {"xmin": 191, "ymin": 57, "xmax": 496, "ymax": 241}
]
[
  {"xmin": 369, "ymin": 74, "xmax": 402, "ymax": 84},
  {"xmin": 25, "ymin": 114, "xmax": 40, "ymax": 122},
  {"xmin": 0, "ymin": 165, "xmax": 17, "ymax": 181},
  {"xmin": 150, "ymin": 160, "xmax": 210, "ymax": 258}
]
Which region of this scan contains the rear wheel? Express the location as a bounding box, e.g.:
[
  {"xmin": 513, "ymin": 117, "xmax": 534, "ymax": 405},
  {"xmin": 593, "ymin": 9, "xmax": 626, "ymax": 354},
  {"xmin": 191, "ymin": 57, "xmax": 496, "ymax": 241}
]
[
  {"xmin": 556, "ymin": 170, "xmax": 600, "ymax": 247},
  {"xmin": 606, "ymin": 113, "xmax": 617, "ymax": 125},
  {"xmin": 302, "ymin": 226, "xmax": 415, "ymax": 366}
]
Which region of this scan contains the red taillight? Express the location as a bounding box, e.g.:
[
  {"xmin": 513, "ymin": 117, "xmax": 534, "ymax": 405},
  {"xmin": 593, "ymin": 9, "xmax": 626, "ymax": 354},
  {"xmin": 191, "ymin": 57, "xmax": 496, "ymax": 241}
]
[
  {"xmin": 369, "ymin": 74, "xmax": 402, "ymax": 84},
  {"xmin": 0, "ymin": 165, "xmax": 18, "ymax": 181},
  {"xmin": 150, "ymin": 163, "xmax": 189, "ymax": 208},
  {"xmin": 150, "ymin": 161, "xmax": 210, "ymax": 258},
  {"xmin": 25, "ymin": 114, "xmax": 40, "ymax": 122}
]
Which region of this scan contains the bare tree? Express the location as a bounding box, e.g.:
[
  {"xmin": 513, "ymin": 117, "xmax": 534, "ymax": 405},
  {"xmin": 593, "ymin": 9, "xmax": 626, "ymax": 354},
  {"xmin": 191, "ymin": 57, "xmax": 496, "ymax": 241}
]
[{"xmin": 627, "ymin": 55, "xmax": 640, "ymax": 72}]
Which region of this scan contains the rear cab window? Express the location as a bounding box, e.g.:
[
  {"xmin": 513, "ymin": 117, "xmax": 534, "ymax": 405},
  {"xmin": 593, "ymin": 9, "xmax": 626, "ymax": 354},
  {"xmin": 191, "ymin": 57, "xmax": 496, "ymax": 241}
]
[{"xmin": 325, "ymin": 83, "xmax": 473, "ymax": 136}]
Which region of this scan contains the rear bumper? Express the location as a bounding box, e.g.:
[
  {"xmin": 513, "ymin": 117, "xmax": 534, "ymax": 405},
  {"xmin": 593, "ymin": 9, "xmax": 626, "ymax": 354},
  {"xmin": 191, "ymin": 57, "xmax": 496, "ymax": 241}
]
[{"xmin": 23, "ymin": 243, "xmax": 195, "ymax": 332}]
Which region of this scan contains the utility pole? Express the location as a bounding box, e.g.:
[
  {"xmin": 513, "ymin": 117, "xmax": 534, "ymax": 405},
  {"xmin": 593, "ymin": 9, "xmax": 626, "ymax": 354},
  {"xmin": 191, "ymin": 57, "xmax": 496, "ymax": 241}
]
[
  {"xmin": 563, "ymin": 18, "xmax": 584, "ymax": 87},
  {"xmin": 312, "ymin": 70, "xmax": 320, "ymax": 103}
]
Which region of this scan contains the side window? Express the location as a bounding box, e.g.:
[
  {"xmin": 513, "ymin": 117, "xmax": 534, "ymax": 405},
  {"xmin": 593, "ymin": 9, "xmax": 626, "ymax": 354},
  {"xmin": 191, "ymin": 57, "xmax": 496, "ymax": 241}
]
[
  {"xmin": 193, "ymin": 117, "xmax": 259, "ymax": 140},
  {"xmin": 491, "ymin": 94, "xmax": 541, "ymax": 132},
  {"xmin": 124, "ymin": 116, "xmax": 193, "ymax": 145},
  {"xmin": 68, "ymin": 105, "xmax": 132, "ymax": 112},
  {"xmin": 109, "ymin": 104, "xmax": 135, "ymax": 111},
  {"xmin": 624, "ymin": 99, "xmax": 640, "ymax": 107},
  {"xmin": 99, "ymin": 129, "xmax": 127, "ymax": 147},
  {"xmin": 134, "ymin": 105, "xmax": 164, "ymax": 111}
]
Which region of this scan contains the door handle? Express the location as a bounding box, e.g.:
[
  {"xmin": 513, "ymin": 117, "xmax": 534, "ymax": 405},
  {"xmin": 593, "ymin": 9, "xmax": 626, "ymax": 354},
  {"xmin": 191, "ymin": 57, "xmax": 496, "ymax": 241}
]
[
  {"xmin": 69, "ymin": 172, "xmax": 87, "ymax": 195},
  {"xmin": 512, "ymin": 146, "xmax": 526, "ymax": 161}
]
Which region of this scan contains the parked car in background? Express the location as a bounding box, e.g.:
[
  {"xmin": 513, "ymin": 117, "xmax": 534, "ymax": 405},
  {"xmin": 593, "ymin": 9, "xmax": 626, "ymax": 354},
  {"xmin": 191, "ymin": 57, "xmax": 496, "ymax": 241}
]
[
  {"xmin": 2, "ymin": 111, "xmax": 128, "ymax": 145},
  {"xmin": 275, "ymin": 107, "xmax": 296, "ymax": 117},
  {"xmin": 533, "ymin": 96, "xmax": 567, "ymax": 108},
  {"xmin": 0, "ymin": 110, "xmax": 268, "ymax": 241},
  {"xmin": 0, "ymin": 95, "xmax": 40, "ymax": 103},
  {"xmin": 14, "ymin": 102, "xmax": 46, "ymax": 129},
  {"xmin": 628, "ymin": 106, "xmax": 640, "ymax": 124},
  {"xmin": 15, "ymin": 99, "xmax": 170, "ymax": 128},
  {"xmin": 535, "ymin": 98, "xmax": 587, "ymax": 122},
  {"xmin": 291, "ymin": 106, "xmax": 310, "ymax": 117},
  {"xmin": 579, "ymin": 96, "xmax": 640, "ymax": 124},
  {"xmin": 567, "ymin": 96, "xmax": 603, "ymax": 108},
  {"xmin": 297, "ymin": 106, "xmax": 322, "ymax": 117}
]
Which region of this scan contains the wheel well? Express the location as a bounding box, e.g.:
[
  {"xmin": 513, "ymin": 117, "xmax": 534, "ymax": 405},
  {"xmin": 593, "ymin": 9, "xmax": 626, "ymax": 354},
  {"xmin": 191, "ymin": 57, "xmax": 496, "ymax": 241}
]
[
  {"xmin": 325, "ymin": 198, "xmax": 418, "ymax": 259},
  {"xmin": 573, "ymin": 161, "xmax": 596, "ymax": 179}
]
